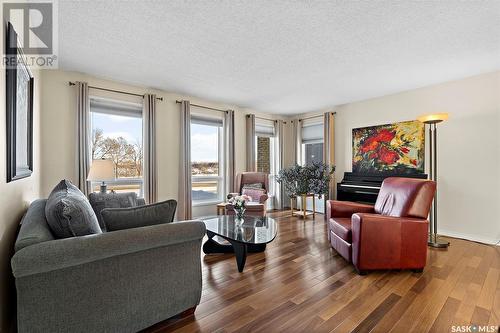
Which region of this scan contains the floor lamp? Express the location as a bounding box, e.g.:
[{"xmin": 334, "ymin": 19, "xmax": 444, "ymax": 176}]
[{"xmin": 417, "ymin": 113, "xmax": 450, "ymax": 248}]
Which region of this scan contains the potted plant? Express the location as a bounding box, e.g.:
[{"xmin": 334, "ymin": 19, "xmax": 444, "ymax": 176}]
[{"xmin": 277, "ymin": 162, "xmax": 335, "ymax": 198}]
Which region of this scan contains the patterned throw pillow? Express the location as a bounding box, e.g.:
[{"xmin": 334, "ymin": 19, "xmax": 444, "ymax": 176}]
[{"xmin": 242, "ymin": 188, "xmax": 266, "ymax": 202}]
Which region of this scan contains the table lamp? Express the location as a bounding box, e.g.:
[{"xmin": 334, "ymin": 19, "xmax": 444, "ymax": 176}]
[
  {"xmin": 417, "ymin": 112, "xmax": 449, "ymax": 248},
  {"xmin": 87, "ymin": 159, "xmax": 115, "ymax": 193}
]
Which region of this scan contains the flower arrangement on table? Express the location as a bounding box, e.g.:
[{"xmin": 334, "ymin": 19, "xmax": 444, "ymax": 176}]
[
  {"xmin": 228, "ymin": 194, "xmax": 252, "ymax": 221},
  {"xmin": 276, "ymin": 161, "xmax": 335, "ymax": 198}
]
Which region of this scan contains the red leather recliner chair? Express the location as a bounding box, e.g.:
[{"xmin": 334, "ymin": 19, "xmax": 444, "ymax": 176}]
[{"xmin": 327, "ymin": 177, "xmax": 436, "ymax": 274}]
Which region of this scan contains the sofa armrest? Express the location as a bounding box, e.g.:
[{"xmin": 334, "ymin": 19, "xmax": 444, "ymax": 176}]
[
  {"xmin": 326, "ymin": 200, "xmax": 374, "ymax": 220},
  {"xmin": 351, "ymin": 213, "xmax": 428, "ymax": 270},
  {"xmin": 12, "ymin": 220, "xmax": 206, "ymax": 278}
]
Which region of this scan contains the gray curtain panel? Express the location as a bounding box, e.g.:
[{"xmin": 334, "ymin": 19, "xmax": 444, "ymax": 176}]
[
  {"xmin": 178, "ymin": 100, "xmax": 192, "ymax": 220},
  {"xmin": 143, "ymin": 94, "xmax": 157, "ymax": 204},
  {"xmin": 246, "ymin": 114, "xmax": 256, "ymax": 172},
  {"xmin": 275, "ymin": 120, "xmax": 285, "ymax": 209},
  {"xmin": 295, "ymin": 119, "xmax": 303, "ymax": 165},
  {"xmin": 76, "ymin": 81, "xmax": 92, "ymax": 196},
  {"xmin": 224, "ymin": 110, "xmax": 235, "ymax": 194},
  {"xmin": 323, "ymin": 112, "xmax": 335, "ymax": 200}
]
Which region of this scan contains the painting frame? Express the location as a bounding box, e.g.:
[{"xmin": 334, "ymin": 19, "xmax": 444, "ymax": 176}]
[
  {"xmin": 352, "ymin": 120, "xmax": 425, "ymax": 174},
  {"xmin": 6, "ymin": 22, "xmax": 34, "ymax": 182}
]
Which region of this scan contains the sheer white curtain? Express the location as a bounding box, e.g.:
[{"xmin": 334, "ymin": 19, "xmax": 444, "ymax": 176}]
[
  {"xmin": 76, "ymin": 81, "xmax": 91, "ymax": 195},
  {"xmin": 143, "ymin": 94, "xmax": 157, "ymax": 203},
  {"xmin": 178, "ymin": 101, "xmax": 192, "ymax": 220}
]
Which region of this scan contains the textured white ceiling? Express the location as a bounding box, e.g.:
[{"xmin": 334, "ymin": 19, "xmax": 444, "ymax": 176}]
[{"xmin": 58, "ymin": 1, "xmax": 500, "ymax": 115}]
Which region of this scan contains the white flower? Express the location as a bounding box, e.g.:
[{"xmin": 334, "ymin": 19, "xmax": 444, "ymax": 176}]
[{"xmin": 229, "ymin": 195, "xmax": 250, "ymax": 207}]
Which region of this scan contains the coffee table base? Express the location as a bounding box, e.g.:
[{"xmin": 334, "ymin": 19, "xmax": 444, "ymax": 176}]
[{"xmin": 203, "ymin": 230, "xmax": 267, "ymax": 272}]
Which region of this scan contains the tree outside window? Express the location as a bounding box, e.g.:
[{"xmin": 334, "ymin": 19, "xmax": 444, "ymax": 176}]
[
  {"xmin": 90, "ymin": 104, "xmax": 143, "ymax": 195},
  {"xmin": 92, "ymin": 128, "xmax": 143, "ymax": 178}
]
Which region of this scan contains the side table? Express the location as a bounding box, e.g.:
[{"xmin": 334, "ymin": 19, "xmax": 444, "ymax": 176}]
[{"xmin": 216, "ymin": 202, "xmax": 226, "ymax": 215}]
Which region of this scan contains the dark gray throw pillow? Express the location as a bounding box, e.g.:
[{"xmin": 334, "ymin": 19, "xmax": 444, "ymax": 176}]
[
  {"xmin": 45, "ymin": 180, "xmax": 102, "ymax": 238},
  {"xmin": 101, "ymin": 200, "xmax": 177, "ymax": 231},
  {"xmin": 88, "ymin": 192, "xmax": 139, "ymax": 231}
]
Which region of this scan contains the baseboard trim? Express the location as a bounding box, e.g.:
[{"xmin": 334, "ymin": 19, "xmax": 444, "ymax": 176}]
[{"xmin": 438, "ymin": 229, "xmax": 500, "ymax": 246}]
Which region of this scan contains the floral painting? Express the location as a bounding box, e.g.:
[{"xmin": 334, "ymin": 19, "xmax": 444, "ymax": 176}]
[{"xmin": 352, "ymin": 120, "xmax": 425, "ymax": 174}]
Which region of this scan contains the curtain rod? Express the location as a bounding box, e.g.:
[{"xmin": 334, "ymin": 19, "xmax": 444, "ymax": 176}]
[
  {"xmin": 299, "ymin": 112, "xmax": 336, "ymax": 122},
  {"xmin": 247, "ymin": 114, "xmax": 287, "ymax": 124},
  {"xmin": 69, "ymin": 82, "xmax": 163, "ymax": 101},
  {"xmin": 178, "ymin": 101, "xmax": 288, "ymax": 124},
  {"xmin": 176, "ymin": 100, "xmax": 229, "ymax": 113}
]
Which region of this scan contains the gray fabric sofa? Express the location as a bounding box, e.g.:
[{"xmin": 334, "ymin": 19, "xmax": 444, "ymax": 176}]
[{"xmin": 11, "ymin": 199, "xmax": 206, "ymax": 333}]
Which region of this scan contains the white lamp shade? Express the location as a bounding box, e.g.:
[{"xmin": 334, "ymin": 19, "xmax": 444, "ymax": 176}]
[{"xmin": 87, "ymin": 159, "xmax": 115, "ymax": 181}]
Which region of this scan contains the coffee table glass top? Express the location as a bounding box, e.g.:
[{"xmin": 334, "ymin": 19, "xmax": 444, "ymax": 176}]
[{"xmin": 203, "ymin": 215, "xmax": 277, "ymax": 245}]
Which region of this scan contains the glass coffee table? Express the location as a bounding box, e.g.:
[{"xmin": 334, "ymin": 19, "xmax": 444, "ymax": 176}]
[{"xmin": 202, "ymin": 215, "xmax": 277, "ymax": 272}]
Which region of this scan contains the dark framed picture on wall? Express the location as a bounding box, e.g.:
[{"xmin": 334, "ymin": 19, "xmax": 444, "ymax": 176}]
[{"xmin": 6, "ymin": 22, "xmax": 34, "ymax": 182}]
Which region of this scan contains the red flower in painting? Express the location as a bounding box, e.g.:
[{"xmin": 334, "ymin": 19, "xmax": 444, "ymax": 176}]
[
  {"xmin": 374, "ymin": 129, "xmax": 395, "ymax": 143},
  {"xmin": 360, "ymin": 140, "xmax": 379, "ymax": 153},
  {"xmin": 359, "ymin": 129, "xmax": 396, "ymax": 154},
  {"xmin": 411, "ymin": 159, "xmax": 417, "ymax": 166},
  {"xmin": 378, "ymin": 146, "xmax": 399, "ymax": 165},
  {"xmin": 369, "ymin": 152, "xmax": 378, "ymax": 159},
  {"xmin": 400, "ymin": 147, "xmax": 410, "ymax": 154}
]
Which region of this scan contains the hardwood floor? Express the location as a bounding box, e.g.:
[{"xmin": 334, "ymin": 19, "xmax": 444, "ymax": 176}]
[{"xmin": 148, "ymin": 211, "xmax": 500, "ymax": 333}]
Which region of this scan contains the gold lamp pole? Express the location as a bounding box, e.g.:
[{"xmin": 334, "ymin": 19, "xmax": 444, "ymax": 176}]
[{"xmin": 417, "ymin": 113, "xmax": 450, "ymax": 248}]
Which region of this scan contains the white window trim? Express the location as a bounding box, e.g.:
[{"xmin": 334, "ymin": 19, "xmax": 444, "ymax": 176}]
[{"xmin": 191, "ymin": 174, "xmax": 225, "ymax": 204}]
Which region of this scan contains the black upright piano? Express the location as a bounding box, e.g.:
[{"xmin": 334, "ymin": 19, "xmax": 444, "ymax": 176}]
[{"xmin": 336, "ymin": 172, "xmax": 428, "ymax": 204}]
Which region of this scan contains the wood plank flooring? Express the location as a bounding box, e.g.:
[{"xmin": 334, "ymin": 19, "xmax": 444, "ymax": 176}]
[{"xmin": 147, "ymin": 211, "xmax": 500, "ymax": 333}]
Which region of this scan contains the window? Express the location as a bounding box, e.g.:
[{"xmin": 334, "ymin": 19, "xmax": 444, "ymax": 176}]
[
  {"xmin": 90, "ymin": 97, "xmax": 143, "ymax": 196},
  {"xmin": 304, "ymin": 142, "xmax": 323, "ymax": 165},
  {"xmin": 191, "ymin": 116, "xmax": 224, "ymax": 203},
  {"xmin": 301, "ymin": 120, "xmax": 324, "ymax": 212},
  {"xmin": 255, "ymin": 120, "xmax": 276, "ymax": 197},
  {"xmin": 301, "ymin": 121, "xmax": 324, "ymax": 165}
]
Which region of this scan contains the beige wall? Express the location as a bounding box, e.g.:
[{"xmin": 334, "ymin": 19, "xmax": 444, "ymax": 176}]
[
  {"xmin": 39, "ymin": 70, "xmax": 281, "ymax": 218},
  {"xmin": 303, "ymin": 71, "xmax": 499, "ymax": 244},
  {"xmin": 0, "ymin": 67, "xmax": 42, "ymax": 331}
]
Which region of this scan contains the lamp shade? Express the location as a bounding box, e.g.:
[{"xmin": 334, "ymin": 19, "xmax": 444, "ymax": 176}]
[
  {"xmin": 417, "ymin": 113, "xmax": 449, "ymax": 124},
  {"xmin": 87, "ymin": 159, "xmax": 115, "ymax": 181}
]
